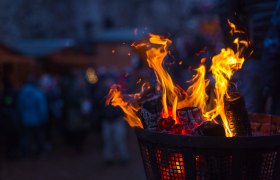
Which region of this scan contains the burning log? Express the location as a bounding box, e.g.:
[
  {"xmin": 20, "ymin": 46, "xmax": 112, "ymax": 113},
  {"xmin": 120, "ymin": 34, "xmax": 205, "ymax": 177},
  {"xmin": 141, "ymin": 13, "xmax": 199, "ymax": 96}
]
[
  {"xmin": 176, "ymin": 107, "xmax": 204, "ymax": 123},
  {"xmin": 225, "ymin": 92, "xmax": 252, "ymax": 136},
  {"xmin": 176, "ymin": 107, "xmax": 204, "ymax": 134},
  {"xmin": 191, "ymin": 121, "xmax": 226, "ymax": 136},
  {"xmin": 137, "ymin": 86, "xmax": 162, "ymax": 129}
]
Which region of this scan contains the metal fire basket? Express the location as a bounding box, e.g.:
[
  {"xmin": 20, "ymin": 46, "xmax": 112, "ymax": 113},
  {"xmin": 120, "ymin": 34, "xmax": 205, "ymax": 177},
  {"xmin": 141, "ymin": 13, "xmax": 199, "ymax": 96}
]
[{"xmin": 135, "ymin": 114, "xmax": 280, "ymax": 180}]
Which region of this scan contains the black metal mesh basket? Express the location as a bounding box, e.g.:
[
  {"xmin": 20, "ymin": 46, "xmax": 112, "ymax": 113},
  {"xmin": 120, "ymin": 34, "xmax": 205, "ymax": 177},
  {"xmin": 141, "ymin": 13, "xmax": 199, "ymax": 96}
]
[{"xmin": 135, "ymin": 114, "xmax": 280, "ymax": 180}]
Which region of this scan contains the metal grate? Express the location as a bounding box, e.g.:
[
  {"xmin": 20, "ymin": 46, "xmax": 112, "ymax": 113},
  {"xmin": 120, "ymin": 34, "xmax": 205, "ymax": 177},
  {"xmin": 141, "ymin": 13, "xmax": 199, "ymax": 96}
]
[
  {"xmin": 136, "ymin": 114, "xmax": 280, "ymax": 180},
  {"xmin": 261, "ymin": 152, "xmax": 278, "ymax": 180},
  {"xmin": 154, "ymin": 149, "xmax": 185, "ymax": 180}
]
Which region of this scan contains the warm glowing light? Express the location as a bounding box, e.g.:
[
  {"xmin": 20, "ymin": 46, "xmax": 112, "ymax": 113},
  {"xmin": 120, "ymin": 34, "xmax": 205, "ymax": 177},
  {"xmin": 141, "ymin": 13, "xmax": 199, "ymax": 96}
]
[
  {"xmin": 132, "ymin": 34, "xmax": 181, "ymax": 122},
  {"xmin": 203, "ymin": 20, "xmax": 248, "ymax": 137},
  {"xmin": 183, "ymin": 64, "xmax": 209, "ymax": 113},
  {"xmin": 86, "ymin": 68, "xmax": 98, "ymax": 84}
]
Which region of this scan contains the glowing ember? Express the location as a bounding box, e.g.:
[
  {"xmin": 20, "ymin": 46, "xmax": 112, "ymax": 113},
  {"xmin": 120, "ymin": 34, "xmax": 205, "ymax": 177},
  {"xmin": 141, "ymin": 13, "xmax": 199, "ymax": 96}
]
[
  {"xmin": 106, "ymin": 20, "xmax": 250, "ymax": 137},
  {"xmin": 86, "ymin": 68, "xmax": 99, "ymax": 84}
]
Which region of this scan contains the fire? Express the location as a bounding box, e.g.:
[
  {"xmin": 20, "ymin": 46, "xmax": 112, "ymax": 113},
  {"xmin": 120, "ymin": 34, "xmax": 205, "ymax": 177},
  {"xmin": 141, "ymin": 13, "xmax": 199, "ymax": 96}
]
[
  {"xmin": 183, "ymin": 62, "xmax": 209, "ymax": 113},
  {"xmin": 203, "ymin": 46, "xmax": 246, "ymax": 136},
  {"xmin": 106, "ymin": 84, "xmax": 143, "ymax": 128},
  {"xmin": 227, "ymin": 19, "xmax": 245, "ymax": 35},
  {"xmin": 132, "ymin": 34, "xmax": 182, "ymax": 122},
  {"xmin": 106, "ymin": 20, "xmax": 250, "ymax": 137},
  {"xmin": 203, "ymin": 22, "xmax": 249, "ymax": 137}
]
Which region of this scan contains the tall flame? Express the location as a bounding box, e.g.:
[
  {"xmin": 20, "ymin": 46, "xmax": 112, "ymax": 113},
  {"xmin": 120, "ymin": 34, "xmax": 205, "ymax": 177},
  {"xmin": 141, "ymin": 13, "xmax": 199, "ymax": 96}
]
[
  {"xmin": 203, "ymin": 21, "xmax": 249, "ymax": 137},
  {"xmin": 132, "ymin": 34, "xmax": 181, "ymax": 122},
  {"xmin": 185, "ymin": 63, "xmax": 209, "ymax": 112}
]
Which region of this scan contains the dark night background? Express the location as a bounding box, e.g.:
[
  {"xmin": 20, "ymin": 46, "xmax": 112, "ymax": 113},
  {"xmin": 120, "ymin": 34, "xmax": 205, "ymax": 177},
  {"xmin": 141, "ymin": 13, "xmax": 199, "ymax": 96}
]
[{"xmin": 0, "ymin": 0, "xmax": 279, "ymax": 179}]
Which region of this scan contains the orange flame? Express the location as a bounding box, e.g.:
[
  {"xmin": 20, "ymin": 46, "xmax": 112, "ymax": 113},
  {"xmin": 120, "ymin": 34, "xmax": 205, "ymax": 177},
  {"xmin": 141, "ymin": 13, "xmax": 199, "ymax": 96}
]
[
  {"xmin": 184, "ymin": 63, "xmax": 209, "ymax": 112},
  {"xmin": 132, "ymin": 34, "xmax": 181, "ymax": 122},
  {"xmin": 227, "ymin": 19, "xmax": 245, "ymax": 35},
  {"xmin": 203, "ymin": 21, "xmax": 248, "ymax": 137},
  {"xmin": 106, "ymin": 84, "xmax": 143, "ymax": 128}
]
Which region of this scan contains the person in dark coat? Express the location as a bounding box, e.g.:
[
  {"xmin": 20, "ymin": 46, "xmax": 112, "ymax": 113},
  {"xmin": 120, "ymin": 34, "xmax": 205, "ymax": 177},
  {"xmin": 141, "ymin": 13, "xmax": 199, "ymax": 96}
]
[
  {"xmin": 261, "ymin": 0, "xmax": 280, "ymax": 115},
  {"xmin": 17, "ymin": 78, "xmax": 48, "ymax": 158},
  {"xmin": 63, "ymin": 71, "xmax": 92, "ymax": 153},
  {"xmin": 101, "ymin": 76, "xmax": 129, "ymax": 165},
  {"xmin": 0, "ymin": 80, "xmax": 20, "ymax": 160}
]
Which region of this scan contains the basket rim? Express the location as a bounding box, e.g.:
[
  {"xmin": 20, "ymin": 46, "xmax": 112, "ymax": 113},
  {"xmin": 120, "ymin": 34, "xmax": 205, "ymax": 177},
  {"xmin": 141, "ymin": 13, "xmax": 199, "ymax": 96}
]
[{"xmin": 135, "ymin": 128, "xmax": 280, "ymax": 149}]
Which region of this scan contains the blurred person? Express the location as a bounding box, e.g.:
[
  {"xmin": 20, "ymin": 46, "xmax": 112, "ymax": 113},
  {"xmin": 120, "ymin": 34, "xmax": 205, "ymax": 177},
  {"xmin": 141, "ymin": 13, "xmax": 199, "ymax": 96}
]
[
  {"xmin": 0, "ymin": 78, "xmax": 20, "ymax": 160},
  {"xmin": 39, "ymin": 74, "xmax": 63, "ymax": 152},
  {"xmin": 17, "ymin": 76, "xmax": 48, "ymax": 158},
  {"xmin": 261, "ymin": 0, "xmax": 280, "ymax": 115},
  {"xmin": 102, "ymin": 76, "xmax": 129, "ymax": 166},
  {"xmin": 39, "ymin": 73, "xmax": 54, "ymax": 152},
  {"xmin": 175, "ymin": 31, "xmax": 188, "ymax": 60},
  {"xmin": 50, "ymin": 75, "xmax": 64, "ymax": 140},
  {"xmin": 63, "ymin": 70, "xmax": 91, "ymax": 154},
  {"xmin": 60, "ymin": 72, "xmax": 73, "ymax": 139},
  {"xmin": 91, "ymin": 75, "xmax": 105, "ymax": 131}
]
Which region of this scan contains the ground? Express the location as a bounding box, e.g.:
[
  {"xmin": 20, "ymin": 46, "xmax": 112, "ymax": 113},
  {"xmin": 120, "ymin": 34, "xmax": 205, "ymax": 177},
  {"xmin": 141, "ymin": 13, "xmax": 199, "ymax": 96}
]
[{"xmin": 0, "ymin": 129, "xmax": 146, "ymax": 180}]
